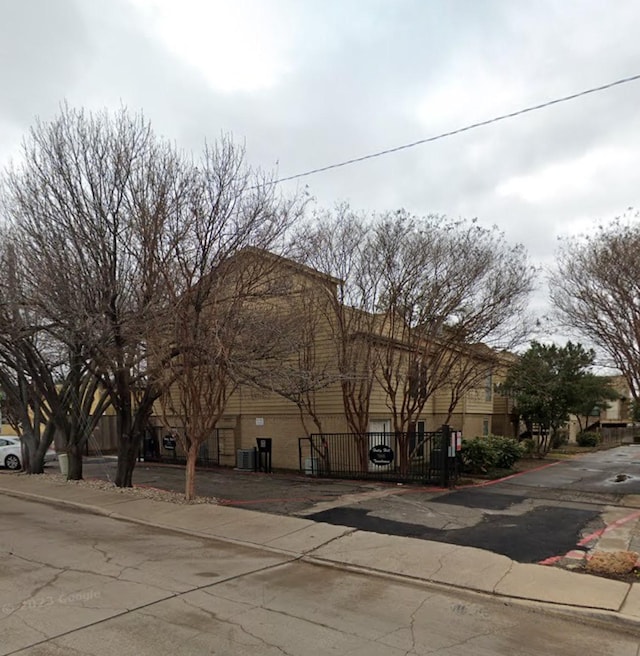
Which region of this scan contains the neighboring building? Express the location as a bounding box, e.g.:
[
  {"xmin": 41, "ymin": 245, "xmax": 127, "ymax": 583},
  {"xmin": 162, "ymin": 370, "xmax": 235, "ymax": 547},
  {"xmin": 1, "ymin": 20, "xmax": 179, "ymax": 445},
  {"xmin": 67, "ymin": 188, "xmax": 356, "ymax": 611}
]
[
  {"xmin": 568, "ymin": 375, "xmax": 632, "ymax": 442},
  {"xmin": 600, "ymin": 375, "xmax": 632, "ymax": 426}
]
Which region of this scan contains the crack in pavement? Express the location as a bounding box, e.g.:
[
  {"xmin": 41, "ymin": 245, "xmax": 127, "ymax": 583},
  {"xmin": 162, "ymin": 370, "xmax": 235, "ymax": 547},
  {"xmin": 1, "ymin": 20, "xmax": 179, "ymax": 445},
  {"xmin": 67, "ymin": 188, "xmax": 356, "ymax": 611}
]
[
  {"xmin": 90, "ymin": 540, "xmax": 118, "ymax": 568},
  {"xmin": 9, "ymin": 611, "xmax": 50, "ymax": 643},
  {"xmin": 427, "ymin": 624, "xmax": 506, "ymax": 654},
  {"xmin": 403, "ymin": 594, "xmax": 433, "ymax": 656},
  {"xmin": 492, "ymin": 561, "xmax": 514, "ymax": 593},
  {"xmin": 5, "ymin": 549, "xmax": 182, "ymax": 600},
  {"xmin": 218, "ymin": 614, "xmax": 296, "ymax": 656},
  {"xmin": 191, "ymin": 579, "xmax": 396, "ymax": 649},
  {"xmin": 301, "ymin": 526, "xmax": 357, "ymax": 554}
]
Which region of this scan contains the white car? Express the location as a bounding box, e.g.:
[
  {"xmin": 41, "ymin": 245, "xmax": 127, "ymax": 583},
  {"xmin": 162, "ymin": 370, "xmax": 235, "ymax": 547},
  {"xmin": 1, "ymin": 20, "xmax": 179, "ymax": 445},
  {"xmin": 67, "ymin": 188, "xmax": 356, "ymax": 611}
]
[
  {"xmin": 0, "ymin": 436, "xmax": 57, "ymax": 470},
  {"xmin": 0, "ymin": 437, "xmax": 22, "ymax": 470}
]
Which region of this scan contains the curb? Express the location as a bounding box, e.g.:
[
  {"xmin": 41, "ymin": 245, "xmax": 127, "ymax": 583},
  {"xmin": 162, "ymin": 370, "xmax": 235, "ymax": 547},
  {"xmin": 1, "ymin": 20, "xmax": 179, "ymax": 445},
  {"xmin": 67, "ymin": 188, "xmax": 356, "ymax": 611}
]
[{"xmin": 301, "ymin": 555, "xmax": 640, "ymax": 637}]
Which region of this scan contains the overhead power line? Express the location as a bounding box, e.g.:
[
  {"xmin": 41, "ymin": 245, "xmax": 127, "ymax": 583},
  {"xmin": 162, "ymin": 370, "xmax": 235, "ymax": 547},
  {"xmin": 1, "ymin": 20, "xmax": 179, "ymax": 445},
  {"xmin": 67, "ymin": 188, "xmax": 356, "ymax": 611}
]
[{"xmin": 274, "ymin": 72, "xmax": 640, "ymax": 185}]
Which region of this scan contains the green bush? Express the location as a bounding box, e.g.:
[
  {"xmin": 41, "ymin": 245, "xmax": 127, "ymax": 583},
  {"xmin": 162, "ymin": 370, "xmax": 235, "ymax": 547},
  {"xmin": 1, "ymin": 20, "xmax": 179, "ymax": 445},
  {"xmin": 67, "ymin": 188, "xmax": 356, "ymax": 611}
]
[
  {"xmin": 488, "ymin": 435, "xmax": 524, "ymax": 469},
  {"xmin": 460, "ymin": 437, "xmax": 495, "ymax": 473},
  {"xmin": 461, "ymin": 435, "xmax": 524, "ymax": 474},
  {"xmin": 576, "ymin": 432, "xmax": 600, "ymax": 447}
]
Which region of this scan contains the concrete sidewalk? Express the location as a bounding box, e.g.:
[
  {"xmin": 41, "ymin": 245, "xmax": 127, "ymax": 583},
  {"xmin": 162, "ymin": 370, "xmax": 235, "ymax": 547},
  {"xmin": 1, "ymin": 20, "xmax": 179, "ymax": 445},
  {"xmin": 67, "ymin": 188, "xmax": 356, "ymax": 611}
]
[{"xmin": 1, "ymin": 474, "xmax": 639, "ymax": 628}]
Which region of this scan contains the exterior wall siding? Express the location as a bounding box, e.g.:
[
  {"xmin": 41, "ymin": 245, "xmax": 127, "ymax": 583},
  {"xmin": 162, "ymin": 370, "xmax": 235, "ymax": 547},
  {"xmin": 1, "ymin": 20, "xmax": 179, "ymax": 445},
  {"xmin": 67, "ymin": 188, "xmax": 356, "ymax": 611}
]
[{"xmin": 238, "ymin": 413, "xmax": 349, "ymax": 470}]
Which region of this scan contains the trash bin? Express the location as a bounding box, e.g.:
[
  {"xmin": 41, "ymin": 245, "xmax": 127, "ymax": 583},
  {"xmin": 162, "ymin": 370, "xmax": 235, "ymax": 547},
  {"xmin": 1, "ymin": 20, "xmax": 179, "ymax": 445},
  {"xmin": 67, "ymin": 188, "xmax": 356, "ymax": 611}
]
[
  {"xmin": 304, "ymin": 457, "xmax": 318, "ymax": 475},
  {"xmin": 58, "ymin": 453, "xmax": 69, "ymax": 477}
]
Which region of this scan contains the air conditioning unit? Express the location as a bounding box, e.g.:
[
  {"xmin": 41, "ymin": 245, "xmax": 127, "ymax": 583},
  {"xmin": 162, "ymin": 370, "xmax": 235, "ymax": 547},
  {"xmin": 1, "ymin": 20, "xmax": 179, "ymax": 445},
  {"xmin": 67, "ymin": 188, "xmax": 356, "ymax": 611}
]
[{"xmin": 236, "ymin": 448, "xmax": 256, "ymax": 471}]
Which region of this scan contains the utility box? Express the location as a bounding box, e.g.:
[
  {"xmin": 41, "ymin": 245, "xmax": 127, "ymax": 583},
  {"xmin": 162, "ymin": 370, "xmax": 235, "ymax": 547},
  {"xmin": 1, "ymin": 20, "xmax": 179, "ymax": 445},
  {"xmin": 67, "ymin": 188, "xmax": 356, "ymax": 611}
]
[
  {"xmin": 256, "ymin": 437, "xmax": 273, "ymax": 473},
  {"xmin": 236, "ymin": 448, "xmax": 256, "ymax": 471}
]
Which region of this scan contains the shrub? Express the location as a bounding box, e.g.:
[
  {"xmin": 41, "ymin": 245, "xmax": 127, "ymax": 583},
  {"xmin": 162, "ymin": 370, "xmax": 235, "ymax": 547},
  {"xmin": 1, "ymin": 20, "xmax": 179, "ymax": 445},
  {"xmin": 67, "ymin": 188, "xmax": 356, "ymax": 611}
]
[
  {"xmin": 576, "ymin": 431, "xmax": 600, "ymax": 447},
  {"xmin": 488, "ymin": 435, "xmax": 524, "ymax": 469},
  {"xmin": 460, "ymin": 437, "xmax": 496, "ymax": 474},
  {"xmin": 461, "ymin": 435, "xmax": 524, "ymax": 474}
]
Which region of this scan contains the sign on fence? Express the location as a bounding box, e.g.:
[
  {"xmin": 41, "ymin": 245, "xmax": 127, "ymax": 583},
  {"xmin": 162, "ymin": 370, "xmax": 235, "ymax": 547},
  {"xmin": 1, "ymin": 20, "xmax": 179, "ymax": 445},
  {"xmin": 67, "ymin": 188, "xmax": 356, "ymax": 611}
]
[{"xmin": 369, "ymin": 444, "xmax": 394, "ymax": 465}]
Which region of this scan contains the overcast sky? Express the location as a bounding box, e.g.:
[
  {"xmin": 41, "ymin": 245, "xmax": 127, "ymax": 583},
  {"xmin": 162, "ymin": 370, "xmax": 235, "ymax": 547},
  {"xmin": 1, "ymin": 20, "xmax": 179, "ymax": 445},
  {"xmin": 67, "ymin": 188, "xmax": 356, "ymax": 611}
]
[{"xmin": 2, "ymin": 0, "xmax": 640, "ymax": 327}]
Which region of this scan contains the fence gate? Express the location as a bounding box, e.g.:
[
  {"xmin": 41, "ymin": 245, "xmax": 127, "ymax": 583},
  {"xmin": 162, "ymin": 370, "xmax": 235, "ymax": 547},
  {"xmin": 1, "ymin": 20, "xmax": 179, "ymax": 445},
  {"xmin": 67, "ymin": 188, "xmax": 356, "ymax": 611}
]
[
  {"xmin": 142, "ymin": 427, "xmax": 223, "ymax": 468},
  {"xmin": 298, "ymin": 425, "xmax": 454, "ymax": 486}
]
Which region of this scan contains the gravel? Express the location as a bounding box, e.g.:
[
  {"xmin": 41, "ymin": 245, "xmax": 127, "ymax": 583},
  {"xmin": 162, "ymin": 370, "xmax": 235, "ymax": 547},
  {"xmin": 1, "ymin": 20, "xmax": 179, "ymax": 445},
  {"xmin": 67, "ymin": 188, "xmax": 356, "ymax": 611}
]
[{"xmin": 34, "ymin": 472, "xmax": 218, "ymax": 505}]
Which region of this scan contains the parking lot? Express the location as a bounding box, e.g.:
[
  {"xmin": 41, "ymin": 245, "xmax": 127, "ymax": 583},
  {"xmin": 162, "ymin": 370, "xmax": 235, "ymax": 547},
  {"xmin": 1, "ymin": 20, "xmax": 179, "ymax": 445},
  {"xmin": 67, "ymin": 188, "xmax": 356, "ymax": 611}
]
[{"xmin": 20, "ymin": 444, "xmax": 640, "ymax": 565}]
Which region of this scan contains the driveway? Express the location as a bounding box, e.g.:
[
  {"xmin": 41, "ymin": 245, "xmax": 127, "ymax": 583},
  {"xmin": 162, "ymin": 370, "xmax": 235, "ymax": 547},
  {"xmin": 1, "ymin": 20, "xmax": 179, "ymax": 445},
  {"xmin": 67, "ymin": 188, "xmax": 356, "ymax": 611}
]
[
  {"xmin": 39, "ymin": 445, "xmax": 640, "ymax": 565},
  {"xmin": 305, "ymin": 446, "xmax": 640, "ymax": 563}
]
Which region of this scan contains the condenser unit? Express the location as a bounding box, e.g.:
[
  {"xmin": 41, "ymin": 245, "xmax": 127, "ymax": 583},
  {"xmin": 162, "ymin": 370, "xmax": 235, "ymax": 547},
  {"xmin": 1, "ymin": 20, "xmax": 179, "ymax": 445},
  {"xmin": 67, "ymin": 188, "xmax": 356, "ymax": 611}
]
[{"xmin": 236, "ymin": 448, "xmax": 256, "ymax": 471}]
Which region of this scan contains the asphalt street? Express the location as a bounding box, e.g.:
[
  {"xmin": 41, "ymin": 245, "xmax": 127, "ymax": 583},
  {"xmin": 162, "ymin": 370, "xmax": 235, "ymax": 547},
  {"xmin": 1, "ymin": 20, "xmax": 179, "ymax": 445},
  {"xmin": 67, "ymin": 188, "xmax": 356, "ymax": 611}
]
[
  {"xmin": 46, "ymin": 444, "xmax": 640, "ymax": 564},
  {"xmin": 1, "ymin": 496, "xmax": 638, "ymax": 655}
]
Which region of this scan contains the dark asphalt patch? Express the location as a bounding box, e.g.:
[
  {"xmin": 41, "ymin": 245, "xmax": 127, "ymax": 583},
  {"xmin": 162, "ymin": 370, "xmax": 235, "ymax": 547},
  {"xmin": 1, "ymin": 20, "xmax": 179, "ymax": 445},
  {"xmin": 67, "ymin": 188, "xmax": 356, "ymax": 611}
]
[
  {"xmin": 308, "ymin": 506, "xmax": 600, "ymax": 563},
  {"xmin": 431, "ymin": 491, "xmax": 525, "ymax": 511}
]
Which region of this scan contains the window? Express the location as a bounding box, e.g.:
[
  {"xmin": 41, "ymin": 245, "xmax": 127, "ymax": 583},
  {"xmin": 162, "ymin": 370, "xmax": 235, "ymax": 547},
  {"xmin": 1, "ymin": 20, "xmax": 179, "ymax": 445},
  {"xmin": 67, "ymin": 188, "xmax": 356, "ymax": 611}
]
[{"xmin": 482, "ymin": 419, "xmax": 489, "ymax": 436}]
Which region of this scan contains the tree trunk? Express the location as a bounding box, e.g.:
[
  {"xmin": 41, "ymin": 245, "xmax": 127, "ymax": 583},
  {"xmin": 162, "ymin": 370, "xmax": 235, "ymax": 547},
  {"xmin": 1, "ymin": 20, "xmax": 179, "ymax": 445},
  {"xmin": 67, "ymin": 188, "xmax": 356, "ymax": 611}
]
[
  {"xmin": 114, "ymin": 390, "xmax": 157, "ymax": 488},
  {"xmin": 68, "ymin": 442, "xmax": 83, "ymax": 480},
  {"xmin": 185, "ymin": 445, "xmax": 197, "ymax": 501},
  {"xmin": 356, "ymin": 434, "xmax": 369, "ymax": 473},
  {"xmin": 20, "ymin": 431, "xmax": 38, "ymax": 473},
  {"xmin": 29, "ymin": 452, "xmax": 45, "ymax": 475},
  {"xmin": 115, "ymin": 408, "xmax": 138, "ymax": 487},
  {"xmin": 115, "ymin": 393, "xmax": 137, "ymax": 487},
  {"xmin": 115, "ymin": 433, "xmax": 139, "ymax": 487},
  {"xmin": 398, "ymin": 432, "xmax": 409, "ymax": 476}
]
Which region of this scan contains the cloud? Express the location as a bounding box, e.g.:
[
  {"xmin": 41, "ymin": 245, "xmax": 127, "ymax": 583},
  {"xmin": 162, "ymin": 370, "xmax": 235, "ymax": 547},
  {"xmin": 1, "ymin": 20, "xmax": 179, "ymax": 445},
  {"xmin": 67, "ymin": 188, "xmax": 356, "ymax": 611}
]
[
  {"xmin": 2, "ymin": 0, "xmax": 640, "ymax": 288},
  {"xmin": 0, "ymin": 0, "xmax": 92, "ymax": 132}
]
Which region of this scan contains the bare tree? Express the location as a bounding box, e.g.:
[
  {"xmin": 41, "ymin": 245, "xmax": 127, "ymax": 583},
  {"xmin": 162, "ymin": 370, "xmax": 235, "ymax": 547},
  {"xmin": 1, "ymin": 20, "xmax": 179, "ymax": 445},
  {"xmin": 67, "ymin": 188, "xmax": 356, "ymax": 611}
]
[
  {"xmin": 0, "ymin": 238, "xmax": 61, "ymax": 472},
  {"xmin": 0, "ymin": 225, "xmax": 115, "ymax": 478},
  {"xmin": 1, "ymin": 105, "xmax": 187, "ymax": 485},
  {"xmin": 156, "ymin": 141, "xmax": 306, "ymax": 500},
  {"xmin": 293, "ymin": 207, "xmax": 533, "ymax": 472},
  {"xmin": 363, "ymin": 212, "xmax": 533, "ymax": 473},
  {"xmin": 292, "ymin": 205, "xmax": 381, "ymax": 469},
  {"xmin": 370, "ymin": 214, "xmax": 530, "ymax": 411},
  {"xmin": 550, "ymin": 215, "xmax": 640, "ymax": 401},
  {"xmin": 439, "ymin": 343, "xmax": 501, "ymax": 426}
]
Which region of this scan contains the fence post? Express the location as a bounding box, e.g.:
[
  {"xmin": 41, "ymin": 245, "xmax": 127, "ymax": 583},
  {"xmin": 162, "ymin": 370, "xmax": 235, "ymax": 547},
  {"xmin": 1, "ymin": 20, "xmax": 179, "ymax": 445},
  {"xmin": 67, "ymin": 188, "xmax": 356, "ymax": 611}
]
[
  {"xmin": 298, "ymin": 438, "xmax": 303, "ymax": 472},
  {"xmin": 441, "ymin": 424, "xmax": 451, "ymax": 487}
]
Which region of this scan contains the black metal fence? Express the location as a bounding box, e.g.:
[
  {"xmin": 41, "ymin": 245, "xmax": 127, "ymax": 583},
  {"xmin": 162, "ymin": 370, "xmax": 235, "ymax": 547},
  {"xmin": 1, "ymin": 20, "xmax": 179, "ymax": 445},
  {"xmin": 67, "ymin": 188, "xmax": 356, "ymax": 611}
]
[
  {"xmin": 141, "ymin": 428, "xmax": 228, "ymax": 468},
  {"xmin": 298, "ymin": 425, "xmax": 455, "ymax": 486}
]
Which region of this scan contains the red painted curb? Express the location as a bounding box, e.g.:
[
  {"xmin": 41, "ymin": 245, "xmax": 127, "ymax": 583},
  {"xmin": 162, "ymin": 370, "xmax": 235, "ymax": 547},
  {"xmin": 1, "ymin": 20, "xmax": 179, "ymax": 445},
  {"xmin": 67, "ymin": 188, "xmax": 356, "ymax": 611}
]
[
  {"xmin": 539, "ymin": 508, "xmax": 640, "ymax": 566},
  {"xmin": 457, "ymin": 460, "xmax": 561, "ymax": 488}
]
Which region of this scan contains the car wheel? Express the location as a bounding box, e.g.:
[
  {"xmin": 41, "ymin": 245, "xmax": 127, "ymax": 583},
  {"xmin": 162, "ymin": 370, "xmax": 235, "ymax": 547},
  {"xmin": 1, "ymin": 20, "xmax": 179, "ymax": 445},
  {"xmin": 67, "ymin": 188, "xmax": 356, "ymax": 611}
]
[{"xmin": 5, "ymin": 454, "xmax": 21, "ymax": 470}]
